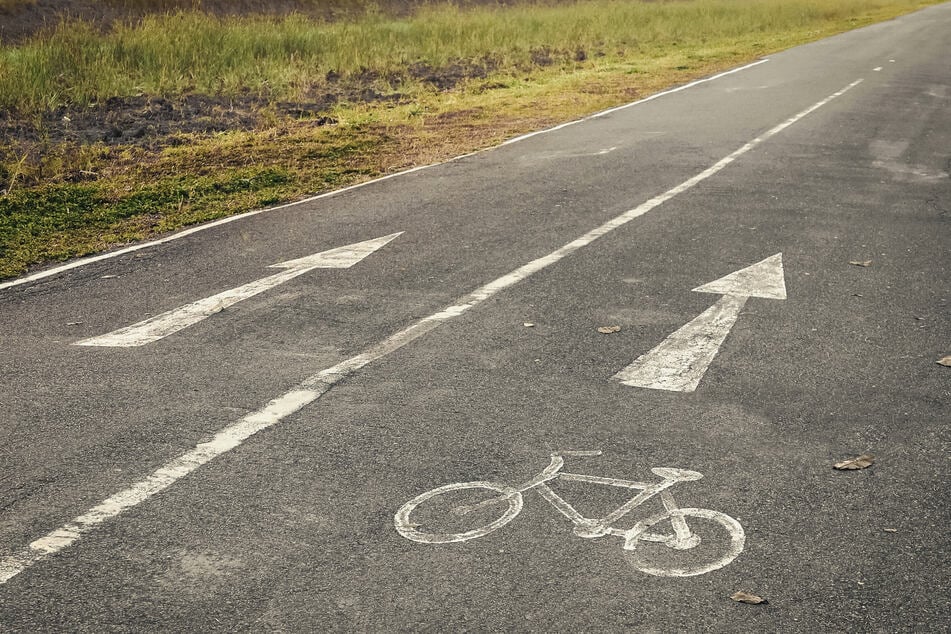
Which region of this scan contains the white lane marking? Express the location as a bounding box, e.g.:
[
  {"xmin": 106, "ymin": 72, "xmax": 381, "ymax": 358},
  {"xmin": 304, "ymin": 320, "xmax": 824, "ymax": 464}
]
[
  {"xmin": 74, "ymin": 233, "xmax": 402, "ymax": 347},
  {"xmin": 503, "ymin": 59, "xmax": 770, "ymax": 145},
  {"xmin": 614, "ymin": 253, "xmax": 787, "ymax": 392},
  {"xmin": 0, "ymin": 58, "xmax": 770, "ymax": 292},
  {"xmin": 0, "ymin": 388, "xmax": 319, "ymax": 584},
  {"xmin": 0, "ymin": 80, "xmax": 859, "ymax": 585}
]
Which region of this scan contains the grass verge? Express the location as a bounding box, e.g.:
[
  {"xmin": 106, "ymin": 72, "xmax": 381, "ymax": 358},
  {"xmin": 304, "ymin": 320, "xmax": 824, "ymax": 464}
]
[{"xmin": 0, "ymin": 0, "xmax": 943, "ymax": 280}]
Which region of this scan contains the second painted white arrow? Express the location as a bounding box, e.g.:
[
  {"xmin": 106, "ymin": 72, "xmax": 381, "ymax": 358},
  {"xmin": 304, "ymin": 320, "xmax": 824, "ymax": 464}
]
[
  {"xmin": 76, "ymin": 232, "xmax": 403, "ymax": 347},
  {"xmin": 612, "ymin": 253, "xmax": 786, "ymax": 392}
]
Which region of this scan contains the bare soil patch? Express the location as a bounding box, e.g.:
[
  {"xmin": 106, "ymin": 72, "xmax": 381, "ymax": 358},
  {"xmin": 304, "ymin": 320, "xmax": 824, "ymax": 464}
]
[{"xmin": 0, "ymin": 56, "xmax": 500, "ymax": 151}]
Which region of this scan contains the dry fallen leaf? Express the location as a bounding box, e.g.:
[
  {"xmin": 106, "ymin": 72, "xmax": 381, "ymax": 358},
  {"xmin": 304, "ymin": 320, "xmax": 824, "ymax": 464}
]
[
  {"xmin": 849, "ymin": 260, "xmax": 873, "ymax": 267},
  {"xmin": 937, "ymin": 356, "xmax": 951, "ymax": 367},
  {"xmin": 833, "ymin": 454, "xmax": 875, "ymax": 470},
  {"xmin": 730, "ymin": 591, "xmax": 767, "ymax": 605},
  {"xmin": 597, "ymin": 325, "xmax": 621, "ymax": 334}
]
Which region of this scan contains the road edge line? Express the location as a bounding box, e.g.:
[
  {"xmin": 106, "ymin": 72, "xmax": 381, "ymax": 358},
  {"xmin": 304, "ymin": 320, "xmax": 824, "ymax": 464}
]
[{"xmin": 0, "ymin": 59, "xmax": 769, "ymax": 292}]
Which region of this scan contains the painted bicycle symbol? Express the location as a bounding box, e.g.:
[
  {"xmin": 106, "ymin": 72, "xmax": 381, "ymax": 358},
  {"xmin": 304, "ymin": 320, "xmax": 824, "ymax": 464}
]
[{"xmin": 394, "ymin": 451, "xmax": 745, "ymax": 577}]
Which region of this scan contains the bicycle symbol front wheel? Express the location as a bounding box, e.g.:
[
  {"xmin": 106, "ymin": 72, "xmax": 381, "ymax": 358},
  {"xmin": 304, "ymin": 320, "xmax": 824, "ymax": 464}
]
[
  {"xmin": 622, "ymin": 508, "xmax": 745, "ymax": 577},
  {"xmin": 395, "ymin": 481, "xmax": 523, "ymax": 544}
]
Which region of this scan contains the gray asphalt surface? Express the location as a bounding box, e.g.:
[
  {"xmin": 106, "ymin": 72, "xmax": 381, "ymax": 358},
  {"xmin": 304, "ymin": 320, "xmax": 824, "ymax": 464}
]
[{"xmin": 1, "ymin": 4, "xmax": 949, "ymax": 631}]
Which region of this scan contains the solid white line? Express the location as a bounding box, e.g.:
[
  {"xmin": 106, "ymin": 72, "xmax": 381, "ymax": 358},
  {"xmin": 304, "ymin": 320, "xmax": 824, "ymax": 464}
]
[
  {"xmin": 0, "ymin": 78, "xmax": 862, "ymax": 585},
  {"xmin": 0, "ymin": 59, "xmax": 769, "ymax": 292},
  {"xmin": 0, "ymin": 166, "xmax": 442, "ymax": 292},
  {"xmin": 503, "ymin": 59, "xmax": 770, "ymax": 145}
]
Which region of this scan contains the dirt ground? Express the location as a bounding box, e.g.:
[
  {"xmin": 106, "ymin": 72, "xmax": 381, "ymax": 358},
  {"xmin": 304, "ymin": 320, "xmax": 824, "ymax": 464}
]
[{"xmin": 0, "ymin": 59, "xmax": 498, "ymax": 157}]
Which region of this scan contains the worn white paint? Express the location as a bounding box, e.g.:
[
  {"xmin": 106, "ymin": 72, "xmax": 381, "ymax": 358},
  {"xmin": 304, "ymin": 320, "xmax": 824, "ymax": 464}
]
[
  {"xmin": 870, "ymin": 139, "xmax": 949, "ymax": 183},
  {"xmin": 394, "ymin": 482, "xmax": 523, "ymax": 544},
  {"xmin": 524, "ymin": 146, "xmax": 620, "ymax": 162},
  {"xmin": 0, "ymin": 80, "xmax": 857, "ymax": 585},
  {"xmin": 75, "ymin": 232, "xmax": 402, "ymax": 347},
  {"xmin": 623, "ymin": 507, "xmax": 746, "ymax": 577},
  {"xmin": 394, "ymin": 452, "xmax": 745, "ymax": 577},
  {"xmin": 614, "ymin": 253, "xmax": 787, "ymax": 392}
]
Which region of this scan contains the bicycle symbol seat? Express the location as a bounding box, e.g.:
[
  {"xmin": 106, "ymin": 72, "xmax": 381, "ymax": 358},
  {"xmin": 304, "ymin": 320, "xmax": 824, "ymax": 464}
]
[{"xmin": 394, "ymin": 451, "xmax": 745, "ymax": 577}]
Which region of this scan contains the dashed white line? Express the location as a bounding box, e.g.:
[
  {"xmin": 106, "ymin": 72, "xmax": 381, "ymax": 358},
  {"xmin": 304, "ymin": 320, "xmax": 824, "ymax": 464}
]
[{"xmin": 0, "ymin": 77, "xmax": 863, "ymax": 585}]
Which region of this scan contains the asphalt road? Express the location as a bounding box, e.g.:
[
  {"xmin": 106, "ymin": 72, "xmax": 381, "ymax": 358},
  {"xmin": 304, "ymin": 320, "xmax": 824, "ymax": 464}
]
[{"xmin": 1, "ymin": 4, "xmax": 949, "ymax": 631}]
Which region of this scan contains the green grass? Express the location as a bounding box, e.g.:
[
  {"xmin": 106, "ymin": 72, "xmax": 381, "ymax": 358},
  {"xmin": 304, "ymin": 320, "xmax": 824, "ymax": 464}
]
[
  {"xmin": 0, "ymin": 168, "xmax": 294, "ymax": 265},
  {"xmin": 0, "ymin": 0, "xmax": 944, "ymax": 280},
  {"xmin": 0, "ymin": 0, "xmax": 938, "ymax": 114}
]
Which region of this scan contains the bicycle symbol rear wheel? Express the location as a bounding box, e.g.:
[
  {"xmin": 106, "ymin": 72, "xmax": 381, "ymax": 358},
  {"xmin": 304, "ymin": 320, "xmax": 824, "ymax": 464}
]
[
  {"xmin": 622, "ymin": 508, "xmax": 745, "ymax": 577},
  {"xmin": 395, "ymin": 481, "xmax": 523, "ymax": 544}
]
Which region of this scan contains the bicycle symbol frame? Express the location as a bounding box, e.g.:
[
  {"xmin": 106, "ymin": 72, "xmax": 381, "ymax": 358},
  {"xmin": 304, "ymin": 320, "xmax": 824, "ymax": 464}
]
[{"xmin": 394, "ymin": 451, "xmax": 745, "ymax": 577}]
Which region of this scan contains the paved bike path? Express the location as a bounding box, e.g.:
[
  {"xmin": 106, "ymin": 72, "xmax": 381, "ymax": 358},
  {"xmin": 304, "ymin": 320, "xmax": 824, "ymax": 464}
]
[{"xmin": 0, "ymin": 4, "xmax": 949, "ymax": 631}]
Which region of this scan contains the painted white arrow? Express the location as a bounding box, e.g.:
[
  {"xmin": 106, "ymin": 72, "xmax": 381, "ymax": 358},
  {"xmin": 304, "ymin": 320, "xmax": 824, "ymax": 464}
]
[
  {"xmin": 76, "ymin": 232, "xmax": 403, "ymax": 347},
  {"xmin": 612, "ymin": 253, "xmax": 786, "ymax": 392}
]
